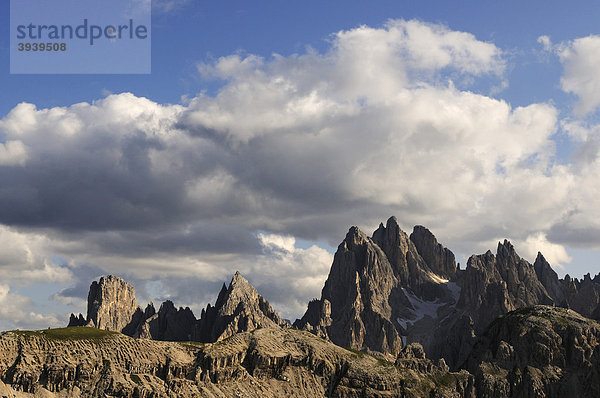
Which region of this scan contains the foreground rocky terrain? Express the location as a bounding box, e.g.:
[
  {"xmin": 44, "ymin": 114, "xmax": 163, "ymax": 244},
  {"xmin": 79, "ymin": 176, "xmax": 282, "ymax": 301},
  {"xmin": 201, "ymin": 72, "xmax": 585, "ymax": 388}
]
[
  {"xmin": 2, "ymin": 306, "xmax": 599, "ymax": 397},
  {"xmin": 466, "ymin": 305, "xmax": 600, "ymax": 397},
  {"xmin": 0, "ymin": 325, "xmax": 473, "ymax": 397}
]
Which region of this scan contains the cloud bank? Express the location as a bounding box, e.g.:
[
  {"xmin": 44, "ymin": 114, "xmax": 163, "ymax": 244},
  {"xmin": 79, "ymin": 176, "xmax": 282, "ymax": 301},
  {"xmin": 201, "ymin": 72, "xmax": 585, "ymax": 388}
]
[{"xmin": 0, "ymin": 19, "xmax": 598, "ymax": 328}]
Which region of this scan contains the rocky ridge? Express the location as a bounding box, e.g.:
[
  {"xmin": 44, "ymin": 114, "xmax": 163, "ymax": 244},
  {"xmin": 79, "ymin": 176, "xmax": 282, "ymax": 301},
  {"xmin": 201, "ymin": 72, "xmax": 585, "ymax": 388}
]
[
  {"xmin": 295, "ymin": 216, "xmax": 600, "ymax": 370},
  {"xmin": 68, "ymin": 272, "xmax": 287, "ymax": 344}
]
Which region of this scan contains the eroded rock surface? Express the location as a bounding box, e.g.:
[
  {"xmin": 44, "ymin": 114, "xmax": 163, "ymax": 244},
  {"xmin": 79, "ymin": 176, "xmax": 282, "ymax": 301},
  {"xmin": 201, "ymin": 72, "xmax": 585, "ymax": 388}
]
[
  {"xmin": 0, "ymin": 326, "xmax": 471, "ymax": 398},
  {"xmin": 465, "ymin": 305, "xmax": 600, "ymax": 397}
]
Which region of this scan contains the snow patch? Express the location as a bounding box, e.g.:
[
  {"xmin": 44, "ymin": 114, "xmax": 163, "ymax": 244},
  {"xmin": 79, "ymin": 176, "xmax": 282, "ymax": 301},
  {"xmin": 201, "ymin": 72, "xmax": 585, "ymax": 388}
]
[
  {"xmin": 396, "ymin": 282, "xmax": 462, "ymax": 330},
  {"xmin": 397, "ymin": 288, "xmax": 446, "ymax": 328}
]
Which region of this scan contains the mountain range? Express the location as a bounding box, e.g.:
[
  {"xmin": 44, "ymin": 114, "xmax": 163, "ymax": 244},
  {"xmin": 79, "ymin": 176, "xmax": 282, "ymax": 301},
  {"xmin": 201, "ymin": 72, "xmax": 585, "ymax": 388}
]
[{"xmin": 1, "ymin": 216, "xmax": 599, "ymax": 397}]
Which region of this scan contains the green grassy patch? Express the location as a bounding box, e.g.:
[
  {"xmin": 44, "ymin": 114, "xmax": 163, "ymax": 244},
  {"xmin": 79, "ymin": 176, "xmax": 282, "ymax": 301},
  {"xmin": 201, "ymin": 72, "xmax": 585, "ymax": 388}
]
[
  {"xmin": 342, "ymin": 347, "xmax": 366, "ymax": 358},
  {"xmin": 12, "ymin": 327, "xmax": 117, "ymax": 340},
  {"xmin": 178, "ymin": 341, "xmax": 206, "ymax": 349},
  {"xmin": 433, "ymin": 372, "xmax": 456, "ymax": 388}
]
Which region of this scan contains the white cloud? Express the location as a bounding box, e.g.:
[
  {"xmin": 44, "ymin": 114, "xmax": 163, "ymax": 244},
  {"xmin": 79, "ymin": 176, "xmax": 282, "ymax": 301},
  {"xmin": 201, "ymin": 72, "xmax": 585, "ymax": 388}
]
[
  {"xmin": 0, "ymin": 284, "xmax": 62, "ymax": 330},
  {"xmin": 249, "ymin": 233, "xmax": 333, "ymax": 320},
  {"xmin": 0, "ymin": 226, "xmax": 72, "ymax": 283},
  {"xmin": 558, "ymin": 35, "xmax": 600, "ymax": 115},
  {"xmin": 1, "ymin": 19, "xmax": 600, "ymax": 326},
  {"xmin": 258, "ymin": 233, "xmax": 296, "ymax": 253},
  {"xmin": 537, "ymin": 35, "xmax": 552, "ymax": 52},
  {"xmin": 517, "ymin": 232, "xmax": 571, "ymax": 269},
  {"xmin": 0, "ymin": 140, "xmax": 28, "ymax": 166}
]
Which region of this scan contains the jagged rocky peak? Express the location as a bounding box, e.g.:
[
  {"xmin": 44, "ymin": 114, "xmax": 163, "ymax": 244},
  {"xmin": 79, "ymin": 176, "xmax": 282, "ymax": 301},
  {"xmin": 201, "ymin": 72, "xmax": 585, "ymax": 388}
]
[
  {"xmin": 67, "ymin": 313, "xmax": 86, "ymax": 327},
  {"xmin": 220, "ymin": 271, "xmax": 263, "ymax": 314},
  {"xmin": 561, "ymin": 269, "xmax": 600, "ymax": 319},
  {"xmin": 410, "ymin": 225, "xmax": 457, "ymax": 278},
  {"xmin": 81, "ymin": 275, "xmax": 139, "ymax": 332},
  {"xmin": 458, "ymin": 241, "xmax": 553, "ymax": 329},
  {"xmin": 372, "ymin": 216, "xmax": 411, "ymax": 269},
  {"xmin": 197, "ymin": 271, "xmax": 287, "ymax": 343},
  {"xmin": 533, "ymin": 252, "xmax": 565, "ymax": 304},
  {"xmin": 296, "ymin": 216, "xmax": 452, "ymax": 359}
]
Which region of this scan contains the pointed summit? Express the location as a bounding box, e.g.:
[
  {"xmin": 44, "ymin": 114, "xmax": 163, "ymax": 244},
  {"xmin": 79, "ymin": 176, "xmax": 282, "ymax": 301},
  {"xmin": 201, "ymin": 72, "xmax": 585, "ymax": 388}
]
[
  {"xmin": 496, "ymin": 240, "xmax": 523, "ymax": 266},
  {"xmin": 297, "ymin": 216, "xmax": 446, "ymax": 359},
  {"xmin": 230, "ymin": 270, "xmax": 249, "ymax": 286},
  {"xmin": 341, "ymin": 226, "xmax": 369, "ymax": 250},
  {"xmin": 197, "ymin": 272, "xmax": 287, "ymax": 342},
  {"xmin": 410, "ymin": 225, "xmax": 456, "ymax": 278},
  {"xmin": 533, "ymin": 252, "xmax": 564, "ymax": 305}
]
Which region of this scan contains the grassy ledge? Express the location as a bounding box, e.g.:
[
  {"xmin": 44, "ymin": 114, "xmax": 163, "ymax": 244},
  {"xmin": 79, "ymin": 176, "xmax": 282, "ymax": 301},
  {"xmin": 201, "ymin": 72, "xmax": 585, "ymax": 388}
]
[{"xmin": 11, "ymin": 327, "xmax": 118, "ymax": 340}]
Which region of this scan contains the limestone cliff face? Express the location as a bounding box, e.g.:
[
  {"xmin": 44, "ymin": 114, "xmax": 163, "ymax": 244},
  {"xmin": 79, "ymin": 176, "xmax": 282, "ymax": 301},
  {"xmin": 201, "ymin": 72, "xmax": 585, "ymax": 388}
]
[
  {"xmin": 562, "ymin": 272, "xmax": 600, "ymax": 319},
  {"xmin": 197, "ymin": 272, "xmax": 287, "ymax": 343},
  {"xmin": 68, "ymin": 275, "xmax": 139, "ymax": 333},
  {"xmin": 457, "ymin": 240, "xmax": 553, "ymax": 334},
  {"xmin": 465, "ymin": 305, "xmax": 600, "ymax": 397},
  {"xmin": 534, "ymin": 252, "xmax": 565, "ymax": 305},
  {"xmin": 87, "ymin": 275, "xmax": 139, "ymax": 332}
]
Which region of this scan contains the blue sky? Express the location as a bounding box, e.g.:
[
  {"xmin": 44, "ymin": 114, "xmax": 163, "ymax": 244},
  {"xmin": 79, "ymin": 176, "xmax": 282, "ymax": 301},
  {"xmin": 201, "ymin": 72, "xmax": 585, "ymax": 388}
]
[
  {"xmin": 1, "ymin": 0, "xmax": 596, "ymax": 114},
  {"xmin": 0, "ymin": 0, "xmax": 600, "ymax": 330}
]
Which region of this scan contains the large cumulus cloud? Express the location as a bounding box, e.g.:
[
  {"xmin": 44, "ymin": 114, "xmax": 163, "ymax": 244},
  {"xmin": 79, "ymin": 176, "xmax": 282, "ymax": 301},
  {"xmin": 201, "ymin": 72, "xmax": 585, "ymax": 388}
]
[{"xmin": 0, "ymin": 19, "xmax": 597, "ymax": 328}]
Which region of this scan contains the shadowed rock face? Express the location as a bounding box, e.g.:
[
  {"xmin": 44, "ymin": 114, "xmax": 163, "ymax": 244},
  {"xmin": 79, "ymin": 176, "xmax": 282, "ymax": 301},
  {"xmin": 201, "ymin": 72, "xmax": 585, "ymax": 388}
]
[
  {"xmin": 534, "ymin": 252, "xmax": 565, "ymax": 304},
  {"xmin": 562, "ymin": 272, "xmax": 600, "ymax": 320},
  {"xmin": 132, "ymin": 300, "xmax": 197, "ymax": 341},
  {"xmin": 465, "ymin": 305, "xmax": 600, "ymax": 397},
  {"xmin": 410, "ymin": 225, "xmax": 457, "ymax": 278},
  {"xmin": 295, "ymin": 217, "xmax": 445, "ymax": 359},
  {"xmin": 457, "ymin": 240, "xmax": 554, "ymax": 334}
]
